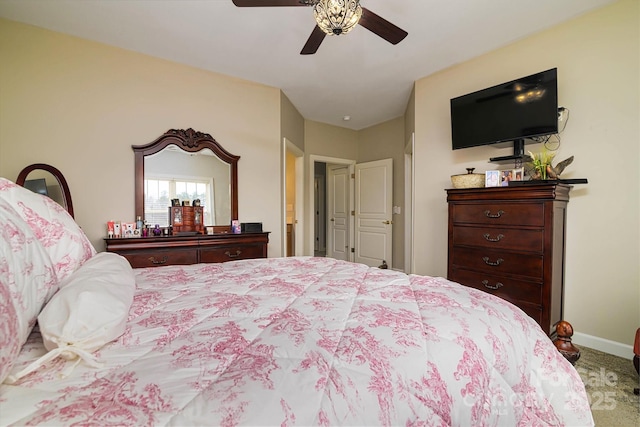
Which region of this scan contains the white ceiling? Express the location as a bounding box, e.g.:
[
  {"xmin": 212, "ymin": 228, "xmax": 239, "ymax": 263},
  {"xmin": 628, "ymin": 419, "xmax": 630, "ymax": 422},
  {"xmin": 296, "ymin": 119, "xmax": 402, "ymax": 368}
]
[{"xmin": 0, "ymin": 0, "xmax": 615, "ymax": 130}]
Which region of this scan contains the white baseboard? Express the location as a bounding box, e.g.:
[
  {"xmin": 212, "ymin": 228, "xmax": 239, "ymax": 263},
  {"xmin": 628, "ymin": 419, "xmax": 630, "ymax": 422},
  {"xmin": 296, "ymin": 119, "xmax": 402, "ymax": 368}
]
[{"xmin": 572, "ymin": 332, "xmax": 634, "ymax": 360}]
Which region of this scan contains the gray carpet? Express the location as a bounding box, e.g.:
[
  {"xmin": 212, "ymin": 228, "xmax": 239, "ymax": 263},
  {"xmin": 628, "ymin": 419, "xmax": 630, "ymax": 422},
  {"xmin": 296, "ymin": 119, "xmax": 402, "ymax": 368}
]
[{"xmin": 575, "ymin": 346, "xmax": 639, "ymax": 426}]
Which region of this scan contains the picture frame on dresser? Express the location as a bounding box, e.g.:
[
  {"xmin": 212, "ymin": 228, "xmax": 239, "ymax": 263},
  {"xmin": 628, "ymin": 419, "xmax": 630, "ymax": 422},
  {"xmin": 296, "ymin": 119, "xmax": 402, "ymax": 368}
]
[
  {"xmin": 512, "ymin": 167, "xmax": 524, "ymax": 181},
  {"xmin": 485, "ymin": 170, "xmax": 500, "ymax": 187}
]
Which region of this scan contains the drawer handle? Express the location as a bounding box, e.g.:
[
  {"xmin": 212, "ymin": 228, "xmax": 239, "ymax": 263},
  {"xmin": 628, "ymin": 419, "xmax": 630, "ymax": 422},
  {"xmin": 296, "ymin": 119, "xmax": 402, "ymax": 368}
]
[
  {"xmin": 482, "ymin": 256, "xmax": 504, "ymax": 266},
  {"xmin": 483, "ymin": 233, "xmax": 504, "ymax": 242},
  {"xmin": 484, "ymin": 210, "xmax": 504, "ymax": 218},
  {"xmin": 149, "ymin": 256, "xmax": 168, "ymax": 265},
  {"xmin": 225, "ymin": 250, "xmax": 242, "ymax": 258},
  {"xmin": 482, "ymin": 280, "xmax": 504, "ymax": 290}
]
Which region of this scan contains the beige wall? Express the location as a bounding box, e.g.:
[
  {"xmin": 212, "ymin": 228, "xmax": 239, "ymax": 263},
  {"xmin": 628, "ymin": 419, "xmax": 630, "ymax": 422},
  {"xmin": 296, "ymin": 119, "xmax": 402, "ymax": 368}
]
[
  {"xmin": 302, "ymin": 120, "xmax": 358, "ymax": 256},
  {"xmin": 280, "ymin": 92, "xmax": 305, "ymax": 152},
  {"xmin": 0, "ymin": 19, "xmax": 284, "ymax": 256},
  {"xmin": 413, "ymin": 0, "xmax": 639, "ymax": 349}
]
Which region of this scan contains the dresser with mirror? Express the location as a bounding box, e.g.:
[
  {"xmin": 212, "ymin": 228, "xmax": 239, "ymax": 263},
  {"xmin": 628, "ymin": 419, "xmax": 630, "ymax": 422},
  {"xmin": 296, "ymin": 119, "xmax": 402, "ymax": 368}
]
[{"xmin": 105, "ymin": 128, "xmax": 269, "ymax": 267}]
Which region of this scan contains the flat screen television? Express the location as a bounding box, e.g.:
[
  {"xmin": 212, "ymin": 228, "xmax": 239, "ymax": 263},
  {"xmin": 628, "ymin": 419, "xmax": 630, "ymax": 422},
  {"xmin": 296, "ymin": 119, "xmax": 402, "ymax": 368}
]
[{"xmin": 450, "ymin": 68, "xmax": 558, "ymax": 161}]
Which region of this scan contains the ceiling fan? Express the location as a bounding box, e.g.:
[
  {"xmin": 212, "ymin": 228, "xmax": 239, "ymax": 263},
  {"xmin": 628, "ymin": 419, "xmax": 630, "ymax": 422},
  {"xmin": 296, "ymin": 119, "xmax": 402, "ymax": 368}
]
[{"xmin": 232, "ymin": 0, "xmax": 408, "ymax": 55}]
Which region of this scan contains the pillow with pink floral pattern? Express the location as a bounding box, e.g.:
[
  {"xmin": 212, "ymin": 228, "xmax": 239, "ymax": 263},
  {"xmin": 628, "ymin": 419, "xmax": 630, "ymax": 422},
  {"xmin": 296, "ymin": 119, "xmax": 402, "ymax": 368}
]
[
  {"xmin": 0, "ymin": 197, "xmax": 58, "ymax": 384},
  {"xmin": 0, "ymin": 178, "xmax": 95, "ymax": 281}
]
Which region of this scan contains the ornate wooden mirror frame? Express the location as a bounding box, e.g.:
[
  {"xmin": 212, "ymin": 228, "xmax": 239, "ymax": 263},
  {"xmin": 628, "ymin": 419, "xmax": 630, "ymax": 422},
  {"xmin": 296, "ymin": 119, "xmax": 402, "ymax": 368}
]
[
  {"xmin": 16, "ymin": 163, "xmax": 75, "ymax": 218},
  {"xmin": 133, "ymin": 128, "xmax": 240, "ymax": 227}
]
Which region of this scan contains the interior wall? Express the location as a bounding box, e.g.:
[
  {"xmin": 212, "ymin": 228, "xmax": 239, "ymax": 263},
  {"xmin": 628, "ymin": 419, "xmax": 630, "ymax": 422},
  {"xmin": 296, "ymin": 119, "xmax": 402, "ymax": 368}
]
[
  {"xmin": 412, "ymin": 0, "xmax": 639, "ymax": 347},
  {"xmin": 0, "ymin": 19, "xmax": 283, "ymax": 256},
  {"xmin": 280, "ymin": 92, "xmax": 305, "ymax": 152},
  {"xmin": 357, "ymin": 117, "xmax": 406, "ymax": 270},
  {"xmin": 302, "ymin": 120, "xmax": 358, "ymax": 256}
]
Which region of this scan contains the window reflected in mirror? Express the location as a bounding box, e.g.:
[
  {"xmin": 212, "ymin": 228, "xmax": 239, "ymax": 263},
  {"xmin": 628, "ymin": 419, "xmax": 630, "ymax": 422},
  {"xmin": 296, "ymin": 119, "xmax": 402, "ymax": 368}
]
[{"xmin": 143, "ymin": 146, "xmax": 231, "ymax": 226}]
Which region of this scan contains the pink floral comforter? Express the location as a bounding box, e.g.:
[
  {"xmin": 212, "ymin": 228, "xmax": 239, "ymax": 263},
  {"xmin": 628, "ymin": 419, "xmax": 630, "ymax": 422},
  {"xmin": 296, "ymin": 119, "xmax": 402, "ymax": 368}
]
[{"xmin": 1, "ymin": 256, "xmax": 592, "ymax": 426}]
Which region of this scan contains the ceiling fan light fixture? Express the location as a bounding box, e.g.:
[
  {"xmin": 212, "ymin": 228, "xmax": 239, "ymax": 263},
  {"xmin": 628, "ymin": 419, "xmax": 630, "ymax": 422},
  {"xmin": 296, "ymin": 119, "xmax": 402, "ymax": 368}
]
[{"xmin": 313, "ymin": 0, "xmax": 362, "ymax": 36}]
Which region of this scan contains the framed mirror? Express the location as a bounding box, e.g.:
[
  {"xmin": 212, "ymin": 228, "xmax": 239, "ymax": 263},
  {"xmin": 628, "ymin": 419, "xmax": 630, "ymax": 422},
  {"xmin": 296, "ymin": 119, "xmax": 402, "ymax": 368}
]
[
  {"xmin": 16, "ymin": 163, "xmax": 75, "ymax": 218},
  {"xmin": 133, "ymin": 128, "xmax": 239, "ymax": 228}
]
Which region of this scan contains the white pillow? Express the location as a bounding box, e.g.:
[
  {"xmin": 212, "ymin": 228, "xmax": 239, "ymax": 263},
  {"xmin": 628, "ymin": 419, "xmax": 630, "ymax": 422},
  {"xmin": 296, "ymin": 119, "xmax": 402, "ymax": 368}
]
[
  {"xmin": 0, "ymin": 178, "xmax": 96, "ymax": 281},
  {"xmin": 5, "ymin": 252, "xmax": 135, "ymax": 383},
  {"xmin": 0, "ymin": 198, "xmax": 58, "ymax": 384}
]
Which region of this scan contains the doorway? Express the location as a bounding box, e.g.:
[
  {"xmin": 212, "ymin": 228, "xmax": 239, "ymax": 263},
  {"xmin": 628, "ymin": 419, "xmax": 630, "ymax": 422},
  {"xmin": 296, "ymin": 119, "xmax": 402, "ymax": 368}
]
[
  {"xmin": 309, "ymin": 155, "xmax": 355, "ymax": 259},
  {"xmin": 354, "ymin": 158, "xmax": 393, "ymax": 267},
  {"xmin": 309, "ymin": 155, "xmax": 393, "ymax": 268},
  {"xmin": 314, "ymin": 162, "xmax": 326, "ymax": 256},
  {"xmin": 283, "ymin": 138, "xmax": 304, "ymax": 257}
]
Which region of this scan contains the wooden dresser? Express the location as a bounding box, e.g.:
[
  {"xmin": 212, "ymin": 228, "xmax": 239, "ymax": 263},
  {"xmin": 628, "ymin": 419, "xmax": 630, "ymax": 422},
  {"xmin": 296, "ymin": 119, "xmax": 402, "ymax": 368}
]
[
  {"xmin": 447, "ymin": 184, "xmax": 571, "ymax": 336},
  {"xmin": 105, "ymin": 232, "xmax": 269, "ymax": 268}
]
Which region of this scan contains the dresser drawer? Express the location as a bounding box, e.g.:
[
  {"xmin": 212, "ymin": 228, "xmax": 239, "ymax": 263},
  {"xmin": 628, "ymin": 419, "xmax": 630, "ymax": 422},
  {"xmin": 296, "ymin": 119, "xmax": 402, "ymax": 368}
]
[
  {"xmin": 451, "ymin": 203, "xmax": 544, "ymax": 226},
  {"xmin": 452, "ymin": 226, "xmax": 543, "ymax": 252},
  {"xmin": 449, "ymin": 267, "xmax": 542, "ymax": 306},
  {"xmin": 120, "ymin": 248, "xmax": 198, "ymax": 268},
  {"xmin": 199, "ymin": 244, "xmax": 266, "ymax": 263},
  {"xmin": 450, "ymin": 247, "xmax": 543, "ymax": 279}
]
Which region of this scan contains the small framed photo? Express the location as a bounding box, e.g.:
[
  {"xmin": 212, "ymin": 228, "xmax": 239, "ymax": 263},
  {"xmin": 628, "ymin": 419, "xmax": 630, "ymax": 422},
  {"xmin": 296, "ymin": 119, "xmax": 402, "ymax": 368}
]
[
  {"xmin": 500, "ymin": 169, "xmax": 514, "ymax": 187},
  {"xmin": 501, "ymin": 168, "xmax": 524, "ymax": 186},
  {"xmin": 485, "ymin": 170, "xmax": 500, "ymax": 187},
  {"xmin": 512, "ymin": 167, "xmax": 524, "ymax": 181}
]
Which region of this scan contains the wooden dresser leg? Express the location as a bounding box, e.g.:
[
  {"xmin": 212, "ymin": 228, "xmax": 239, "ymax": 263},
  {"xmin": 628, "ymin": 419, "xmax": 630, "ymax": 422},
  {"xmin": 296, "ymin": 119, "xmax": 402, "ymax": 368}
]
[{"xmin": 553, "ymin": 320, "xmax": 581, "ymax": 365}]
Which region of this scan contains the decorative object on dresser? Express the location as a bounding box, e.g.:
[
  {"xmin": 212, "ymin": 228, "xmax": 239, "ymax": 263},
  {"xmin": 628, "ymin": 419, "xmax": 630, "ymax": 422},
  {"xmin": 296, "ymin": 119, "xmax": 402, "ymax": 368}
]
[
  {"xmin": 446, "ymin": 183, "xmax": 579, "ymax": 362},
  {"xmin": 241, "ymin": 222, "xmax": 263, "ymax": 233},
  {"xmin": 450, "ymin": 168, "xmax": 485, "ymax": 189},
  {"xmin": 169, "ymin": 205, "xmax": 204, "ymax": 235}
]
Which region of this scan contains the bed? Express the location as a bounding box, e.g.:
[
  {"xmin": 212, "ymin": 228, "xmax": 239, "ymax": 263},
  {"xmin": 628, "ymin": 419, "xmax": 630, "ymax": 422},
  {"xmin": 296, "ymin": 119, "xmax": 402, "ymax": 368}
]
[{"xmin": 0, "ymin": 177, "xmax": 594, "ymax": 426}]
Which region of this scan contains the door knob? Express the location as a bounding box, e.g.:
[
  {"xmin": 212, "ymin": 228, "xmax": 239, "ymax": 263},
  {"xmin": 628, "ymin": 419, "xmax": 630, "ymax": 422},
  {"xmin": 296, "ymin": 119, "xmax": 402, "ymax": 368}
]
[
  {"xmin": 330, "ymin": 218, "xmax": 335, "ymax": 222},
  {"xmin": 383, "ymin": 220, "xmax": 392, "ymax": 224}
]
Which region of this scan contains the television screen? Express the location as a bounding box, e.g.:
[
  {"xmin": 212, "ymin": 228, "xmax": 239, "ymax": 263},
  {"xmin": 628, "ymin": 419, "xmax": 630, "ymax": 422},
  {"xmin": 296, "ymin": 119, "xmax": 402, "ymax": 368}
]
[
  {"xmin": 24, "ymin": 178, "xmax": 49, "ymax": 196},
  {"xmin": 451, "ymin": 68, "xmax": 558, "ymax": 151}
]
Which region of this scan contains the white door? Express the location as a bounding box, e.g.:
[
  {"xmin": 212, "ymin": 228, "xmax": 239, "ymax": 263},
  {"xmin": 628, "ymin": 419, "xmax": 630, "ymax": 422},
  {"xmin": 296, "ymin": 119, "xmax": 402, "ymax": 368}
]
[
  {"xmin": 327, "ymin": 165, "xmax": 350, "ymax": 261},
  {"xmin": 355, "ymin": 159, "xmax": 393, "ymax": 267}
]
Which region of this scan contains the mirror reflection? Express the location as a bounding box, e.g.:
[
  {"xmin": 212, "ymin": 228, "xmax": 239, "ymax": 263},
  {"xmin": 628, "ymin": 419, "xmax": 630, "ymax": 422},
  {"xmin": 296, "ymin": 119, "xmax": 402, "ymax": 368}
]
[
  {"xmin": 133, "ymin": 128, "xmax": 240, "ymax": 230},
  {"xmin": 144, "ymin": 147, "xmax": 231, "ymax": 226},
  {"xmin": 16, "ymin": 163, "xmax": 74, "ymax": 218}
]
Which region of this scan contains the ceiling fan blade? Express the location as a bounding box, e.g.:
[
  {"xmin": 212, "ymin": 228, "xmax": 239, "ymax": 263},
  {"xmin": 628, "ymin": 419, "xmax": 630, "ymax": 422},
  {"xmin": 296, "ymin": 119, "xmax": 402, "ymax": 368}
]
[
  {"xmin": 359, "ymin": 7, "xmax": 408, "ymax": 45},
  {"xmin": 300, "ymin": 25, "xmax": 326, "ymax": 55},
  {"xmin": 232, "ymin": 0, "xmax": 311, "ymax": 6}
]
